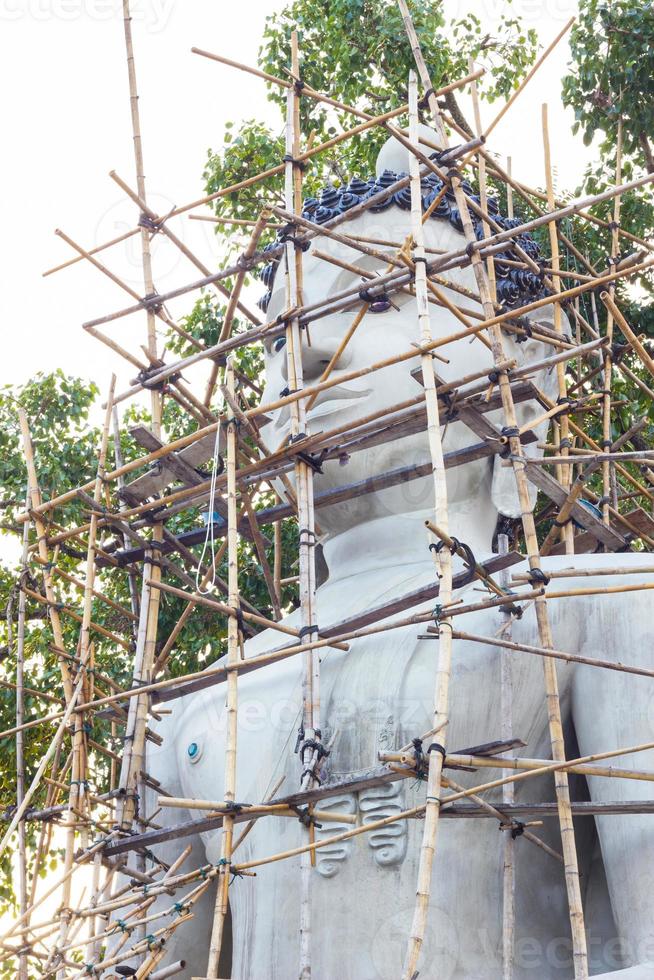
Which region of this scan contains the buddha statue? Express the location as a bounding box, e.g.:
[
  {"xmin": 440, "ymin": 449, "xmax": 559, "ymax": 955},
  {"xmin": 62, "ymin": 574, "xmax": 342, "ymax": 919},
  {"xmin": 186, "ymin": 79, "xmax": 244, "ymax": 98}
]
[{"xmin": 142, "ymin": 130, "xmax": 654, "ymax": 979}]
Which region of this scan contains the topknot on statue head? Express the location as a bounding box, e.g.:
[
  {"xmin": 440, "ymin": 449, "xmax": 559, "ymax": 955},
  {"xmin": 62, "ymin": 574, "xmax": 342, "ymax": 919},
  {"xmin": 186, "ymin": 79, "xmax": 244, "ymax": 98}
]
[{"xmin": 257, "ymin": 126, "xmax": 548, "ymax": 314}]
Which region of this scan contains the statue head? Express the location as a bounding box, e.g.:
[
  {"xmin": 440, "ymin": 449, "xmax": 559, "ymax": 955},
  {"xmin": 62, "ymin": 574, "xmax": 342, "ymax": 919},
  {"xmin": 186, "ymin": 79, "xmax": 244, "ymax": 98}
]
[{"xmin": 258, "ymin": 129, "xmax": 567, "ymax": 547}]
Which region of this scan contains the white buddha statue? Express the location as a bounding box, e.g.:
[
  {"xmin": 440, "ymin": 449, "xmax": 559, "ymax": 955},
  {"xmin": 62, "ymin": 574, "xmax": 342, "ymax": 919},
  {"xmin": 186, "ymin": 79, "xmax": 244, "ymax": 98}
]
[{"xmin": 142, "ymin": 132, "xmax": 654, "ymax": 979}]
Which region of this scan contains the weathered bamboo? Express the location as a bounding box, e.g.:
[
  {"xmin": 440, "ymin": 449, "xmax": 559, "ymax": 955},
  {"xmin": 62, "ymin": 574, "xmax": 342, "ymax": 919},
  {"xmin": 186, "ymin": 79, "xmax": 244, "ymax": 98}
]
[
  {"xmin": 601, "ymin": 116, "xmax": 623, "ymax": 524},
  {"xmin": 109, "ymin": 169, "xmax": 262, "ymax": 330},
  {"xmin": 115, "ymin": 6, "xmax": 164, "ymax": 879},
  {"xmin": 280, "ymin": 34, "xmax": 322, "ymax": 979},
  {"xmin": 543, "ymin": 103, "xmax": 573, "ymax": 551},
  {"xmin": 601, "ymin": 290, "xmax": 654, "ymax": 382},
  {"xmin": 397, "ymin": 70, "xmax": 457, "ymax": 980},
  {"xmin": 222, "ymin": 735, "xmax": 654, "ymax": 880},
  {"xmin": 53, "ymin": 375, "xmax": 116, "ymax": 971},
  {"xmin": 498, "ymin": 533, "xmax": 515, "ymax": 980},
  {"xmin": 396, "ymin": 7, "xmax": 588, "ymax": 974},
  {"xmin": 203, "ymin": 209, "xmax": 271, "ymax": 407},
  {"xmin": 13, "ymin": 491, "xmax": 30, "ymax": 980},
  {"xmin": 206, "ymin": 360, "xmax": 240, "ymax": 977},
  {"xmin": 450, "ymin": 629, "xmax": 654, "ymax": 680},
  {"xmin": 483, "ymin": 18, "xmax": 575, "ymax": 141}
]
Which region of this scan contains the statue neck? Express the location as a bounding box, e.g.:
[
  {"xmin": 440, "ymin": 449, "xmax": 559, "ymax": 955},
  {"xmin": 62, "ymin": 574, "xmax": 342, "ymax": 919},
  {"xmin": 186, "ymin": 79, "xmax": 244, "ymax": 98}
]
[{"xmin": 320, "ymin": 508, "xmax": 496, "ymax": 584}]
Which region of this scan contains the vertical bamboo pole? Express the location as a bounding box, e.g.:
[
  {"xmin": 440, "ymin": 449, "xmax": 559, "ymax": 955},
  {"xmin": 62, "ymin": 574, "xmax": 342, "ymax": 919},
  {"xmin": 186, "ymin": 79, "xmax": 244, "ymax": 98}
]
[
  {"xmin": 498, "ymin": 534, "xmax": 515, "ymax": 980},
  {"xmin": 206, "ymin": 359, "xmax": 240, "ymax": 977},
  {"xmin": 19, "ymin": 417, "xmax": 74, "ymax": 704},
  {"xmin": 274, "ymin": 516, "xmax": 283, "ymax": 605},
  {"xmin": 113, "ymin": 406, "xmax": 140, "ymax": 624},
  {"xmin": 506, "ymin": 157, "xmax": 514, "ymax": 220},
  {"xmin": 400, "ymin": 70, "xmax": 455, "ymax": 980},
  {"xmin": 395, "ymin": 4, "xmax": 588, "ymax": 976},
  {"xmin": 14, "ymin": 491, "xmax": 30, "ymax": 980},
  {"xmin": 601, "ymin": 115, "xmax": 623, "ymax": 525},
  {"xmin": 119, "ymin": 6, "xmax": 163, "ymax": 891},
  {"xmin": 122, "ymin": 0, "xmax": 159, "ymax": 425},
  {"xmin": 281, "ymin": 30, "xmax": 321, "ymax": 979},
  {"xmin": 543, "ymin": 104, "xmax": 573, "ymax": 553},
  {"xmin": 53, "ymin": 376, "xmax": 116, "ymax": 972},
  {"xmin": 115, "ymin": 560, "xmax": 153, "ymax": 829}
]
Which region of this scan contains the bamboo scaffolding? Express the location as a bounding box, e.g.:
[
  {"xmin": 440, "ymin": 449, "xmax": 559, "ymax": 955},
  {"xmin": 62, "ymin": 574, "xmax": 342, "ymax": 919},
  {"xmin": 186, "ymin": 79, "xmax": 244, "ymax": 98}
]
[
  {"xmin": 395, "ymin": 6, "xmax": 588, "ymax": 975},
  {"xmin": 51, "ymin": 375, "xmax": 116, "ymax": 973},
  {"xmin": 222, "ymin": 737, "xmax": 654, "ymax": 877},
  {"xmin": 8, "ymin": 11, "xmax": 654, "ymax": 979}
]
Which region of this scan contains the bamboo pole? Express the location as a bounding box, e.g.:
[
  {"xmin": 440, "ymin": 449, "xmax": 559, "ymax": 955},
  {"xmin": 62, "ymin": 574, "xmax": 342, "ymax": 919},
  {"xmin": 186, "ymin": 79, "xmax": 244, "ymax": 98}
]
[
  {"xmin": 395, "ymin": 6, "xmax": 588, "ymax": 974},
  {"xmin": 53, "ymin": 375, "xmax": 116, "ymax": 971},
  {"xmin": 280, "ymin": 34, "xmax": 322, "ymax": 978},
  {"xmin": 13, "ymin": 491, "xmax": 30, "ymax": 980},
  {"xmin": 227, "ymin": 736, "xmax": 654, "ymax": 876},
  {"xmin": 601, "ymin": 115, "xmax": 623, "ymax": 524},
  {"xmin": 118, "ymin": 11, "xmax": 165, "ymax": 911},
  {"xmin": 203, "ymin": 209, "xmax": 271, "ymax": 407},
  {"xmin": 206, "ymin": 360, "xmax": 240, "ymax": 977},
  {"xmin": 601, "ymin": 291, "xmax": 654, "ymax": 382},
  {"xmin": 18, "ymin": 410, "xmax": 74, "ymax": 701},
  {"xmin": 398, "ymin": 70, "xmax": 456, "ymax": 980},
  {"xmin": 483, "ymin": 18, "xmax": 575, "ymax": 141},
  {"xmin": 543, "ymin": 103, "xmax": 574, "ymax": 551},
  {"xmin": 498, "ymin": 534, "xmax": 515, "ymax": 979}
]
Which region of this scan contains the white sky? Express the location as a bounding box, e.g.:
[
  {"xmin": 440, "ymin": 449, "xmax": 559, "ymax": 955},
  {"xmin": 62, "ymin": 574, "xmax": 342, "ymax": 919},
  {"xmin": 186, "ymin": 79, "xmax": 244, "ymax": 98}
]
[{"xmin": 0, "ymin": 0, "xmax": 590, "ymax": 398}]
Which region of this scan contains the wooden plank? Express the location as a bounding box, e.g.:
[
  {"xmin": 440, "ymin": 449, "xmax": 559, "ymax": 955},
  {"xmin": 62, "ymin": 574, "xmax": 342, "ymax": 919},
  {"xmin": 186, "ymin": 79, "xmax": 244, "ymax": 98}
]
[
  {"xmin": 121, "ymin": 429, "xmax": 222, "ymax": 505},
  {"xmin": 101, "ymin": 790, "xmax": 654, "ymax": 857},
  {"xmin": 319, "ymin": 550, "xmax": 523, "ymax": 638},
  {"xmin": 148, "ymin": 551, "xmax": 523, "ymax": 706},
  {"xmin": 523, "ymin": 462, "xmax": 627, "ymax": 550}
]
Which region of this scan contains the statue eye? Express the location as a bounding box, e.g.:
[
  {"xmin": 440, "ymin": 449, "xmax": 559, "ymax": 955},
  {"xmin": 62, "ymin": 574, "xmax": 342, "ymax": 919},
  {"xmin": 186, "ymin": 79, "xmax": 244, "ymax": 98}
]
[{"xmin": 273, "ymin": 336, "xmax": 286, "ymax": 353}]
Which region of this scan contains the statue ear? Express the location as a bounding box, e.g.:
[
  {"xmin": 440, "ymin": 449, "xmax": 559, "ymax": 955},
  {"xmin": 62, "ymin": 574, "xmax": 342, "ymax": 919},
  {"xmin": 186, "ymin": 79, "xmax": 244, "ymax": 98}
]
[{"xmin": 491, "ymin": 453, "xmax": 532, "ymax": 519}]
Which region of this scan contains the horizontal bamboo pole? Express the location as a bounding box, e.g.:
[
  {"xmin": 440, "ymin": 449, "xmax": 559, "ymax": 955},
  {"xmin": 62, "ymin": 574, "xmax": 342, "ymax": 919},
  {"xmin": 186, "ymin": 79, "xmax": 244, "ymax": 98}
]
[
  {"xmin": 452, "ymin": 629, "xmax": 654, "ymax": 680},
  {"xmin": 229, "ymin": 736, "xmax": 654, "ymax": 874},
  {"xmin": 157, "ymin": 797, "xmax": 357, "ymax": 824}
]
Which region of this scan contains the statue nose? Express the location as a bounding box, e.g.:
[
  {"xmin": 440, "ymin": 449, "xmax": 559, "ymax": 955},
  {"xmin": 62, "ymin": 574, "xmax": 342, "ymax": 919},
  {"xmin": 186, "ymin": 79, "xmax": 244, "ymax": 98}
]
[{"xmin": 281, "ymin": 330, "xmax": 353, "ymax": 384}]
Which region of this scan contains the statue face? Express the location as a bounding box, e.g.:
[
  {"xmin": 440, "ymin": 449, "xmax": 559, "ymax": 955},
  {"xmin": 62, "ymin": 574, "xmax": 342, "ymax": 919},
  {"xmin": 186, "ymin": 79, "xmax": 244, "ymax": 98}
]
[{"xmin": 258, "ymin": 205, "xmax": 561, "ymax": 538}]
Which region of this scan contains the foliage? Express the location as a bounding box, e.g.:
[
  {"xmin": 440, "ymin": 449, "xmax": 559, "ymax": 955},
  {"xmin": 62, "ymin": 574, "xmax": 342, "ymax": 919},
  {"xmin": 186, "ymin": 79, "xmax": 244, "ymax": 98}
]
[{"xmin": 562, "ymin": 0, "xmax": 654, "ymax": 170}]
